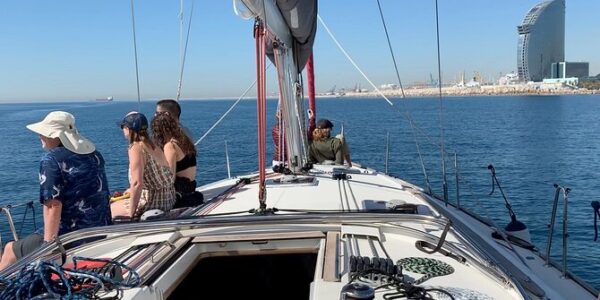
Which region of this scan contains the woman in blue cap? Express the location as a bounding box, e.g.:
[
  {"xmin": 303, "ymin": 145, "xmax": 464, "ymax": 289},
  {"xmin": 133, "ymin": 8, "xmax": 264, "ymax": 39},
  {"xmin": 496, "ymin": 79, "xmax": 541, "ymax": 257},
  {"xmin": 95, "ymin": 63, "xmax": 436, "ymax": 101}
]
[{"xmin": 111, "ymin": 112, "xmax": 175, "ymax": 219}]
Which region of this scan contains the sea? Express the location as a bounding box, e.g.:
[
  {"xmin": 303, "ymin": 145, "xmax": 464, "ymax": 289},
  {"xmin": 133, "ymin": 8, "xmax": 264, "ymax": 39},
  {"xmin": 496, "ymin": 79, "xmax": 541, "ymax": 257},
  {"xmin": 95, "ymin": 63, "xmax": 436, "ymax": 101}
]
[{"xmin": 0, "ymin": 95, "xmax": 599, "ymax": 289}]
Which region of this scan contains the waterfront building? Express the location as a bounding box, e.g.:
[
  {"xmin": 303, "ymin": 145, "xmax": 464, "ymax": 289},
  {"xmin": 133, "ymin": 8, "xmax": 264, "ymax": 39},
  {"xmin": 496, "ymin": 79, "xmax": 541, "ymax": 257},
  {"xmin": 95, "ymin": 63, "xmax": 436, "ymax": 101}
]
[
  {"xmin": 517, "ymin": 0, "xmax": 565, "ymax": 82},
  {"xmin": 551, "ymin": 62, "xmax": 590, "ymax": 79},
  {"xmin": 498, "ymin": 73, "xmax": 520, "ymax": 85}
]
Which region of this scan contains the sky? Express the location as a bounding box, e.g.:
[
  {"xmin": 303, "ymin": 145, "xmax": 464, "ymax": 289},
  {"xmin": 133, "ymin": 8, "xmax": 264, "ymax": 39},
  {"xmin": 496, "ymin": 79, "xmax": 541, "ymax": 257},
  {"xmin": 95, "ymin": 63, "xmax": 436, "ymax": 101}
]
[{"xmin": 0, "ymin": 0, "xmax": 598, "ymax": 102}]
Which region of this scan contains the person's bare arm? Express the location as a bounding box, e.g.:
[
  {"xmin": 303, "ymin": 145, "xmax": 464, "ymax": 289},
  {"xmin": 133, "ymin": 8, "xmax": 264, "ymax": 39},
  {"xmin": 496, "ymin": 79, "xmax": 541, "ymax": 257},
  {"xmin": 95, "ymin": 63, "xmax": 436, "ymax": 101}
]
[
  {"xmin": 163, "ymin": 142, "xmax": 178, "ymax": 179},
  {"xmin": 43, "ymin": 199, "xmax": 62, "ymax": 241},
  {"xmin": 128, "ymin": 143, "xmax": 144, "ymax": 217}
]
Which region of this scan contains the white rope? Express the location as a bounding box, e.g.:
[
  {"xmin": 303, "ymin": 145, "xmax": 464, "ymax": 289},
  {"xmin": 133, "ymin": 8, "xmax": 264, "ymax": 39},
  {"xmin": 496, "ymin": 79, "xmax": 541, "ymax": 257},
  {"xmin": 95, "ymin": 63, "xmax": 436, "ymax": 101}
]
[
  {"xmin": 319, "ymin": 14, "xmax": 450, "ymax": 153},
  {"xmin": 317, "ymin": 15, "xmax": 394, "ymax": 107}
]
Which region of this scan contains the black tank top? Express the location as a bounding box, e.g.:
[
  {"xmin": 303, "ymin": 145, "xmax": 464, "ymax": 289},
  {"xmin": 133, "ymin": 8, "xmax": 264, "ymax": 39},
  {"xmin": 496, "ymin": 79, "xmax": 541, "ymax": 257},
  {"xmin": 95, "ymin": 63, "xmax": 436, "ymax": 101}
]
[{"xmin": 176, "ymin": 153, "xmax": 196, "ymax": 172}]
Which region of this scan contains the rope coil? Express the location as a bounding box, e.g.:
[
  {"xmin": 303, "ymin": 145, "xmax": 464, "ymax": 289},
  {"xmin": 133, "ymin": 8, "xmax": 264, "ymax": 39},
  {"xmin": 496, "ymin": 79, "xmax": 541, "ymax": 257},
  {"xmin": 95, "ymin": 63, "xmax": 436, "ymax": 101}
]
[
  {"xmin": 397, "ymin": 257, "xmax": 454, "ymax": 285},
  {"xmin": 0, "ymin": 257, "xmax": 141, "ymax": 300}
]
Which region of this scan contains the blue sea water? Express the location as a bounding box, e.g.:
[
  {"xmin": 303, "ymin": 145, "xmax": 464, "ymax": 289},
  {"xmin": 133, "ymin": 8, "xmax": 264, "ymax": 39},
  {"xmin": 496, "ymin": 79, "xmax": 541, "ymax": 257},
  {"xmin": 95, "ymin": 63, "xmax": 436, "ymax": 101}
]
[{"xmin": 1, "ymin": 95, "xmax": 599, "ymax": 289}]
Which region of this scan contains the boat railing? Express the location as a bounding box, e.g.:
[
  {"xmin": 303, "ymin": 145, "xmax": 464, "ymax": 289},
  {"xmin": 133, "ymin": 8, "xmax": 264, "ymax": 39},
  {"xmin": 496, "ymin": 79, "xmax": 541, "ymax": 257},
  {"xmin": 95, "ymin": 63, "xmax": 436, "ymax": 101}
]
[
  {"xmin": 545, "ymin": 183, "xmax": 570, "ymax": 278},
  {"xmin": 0, "ymin": 201, "xmax": 38, "ymax": 251}
]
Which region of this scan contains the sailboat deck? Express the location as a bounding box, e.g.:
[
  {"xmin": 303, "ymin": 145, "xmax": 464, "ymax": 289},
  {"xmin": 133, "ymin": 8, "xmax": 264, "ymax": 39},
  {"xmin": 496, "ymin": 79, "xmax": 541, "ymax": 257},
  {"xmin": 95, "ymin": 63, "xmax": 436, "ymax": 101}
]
[{"xmin": 198, "ymin": 164, "xmax": 435, "ymax": 216}]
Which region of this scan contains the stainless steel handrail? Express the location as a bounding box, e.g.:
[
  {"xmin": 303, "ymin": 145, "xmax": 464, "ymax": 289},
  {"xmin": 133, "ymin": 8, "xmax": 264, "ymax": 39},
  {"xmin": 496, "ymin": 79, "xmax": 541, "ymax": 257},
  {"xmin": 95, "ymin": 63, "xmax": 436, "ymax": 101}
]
[
  {"xmin": 546, "ymin": 183, "xmax": 570, "ymax": 278},
  {"xmin": 384, "ymin": 131, "xmax": 390, "ymax": 174},
  {"xmin": 454, "ymin": 152, "xmax": 460, "ymax": 209},
  {"xmin": 0, "ymin": 201, "xmax": 38, "ymax": 249}
]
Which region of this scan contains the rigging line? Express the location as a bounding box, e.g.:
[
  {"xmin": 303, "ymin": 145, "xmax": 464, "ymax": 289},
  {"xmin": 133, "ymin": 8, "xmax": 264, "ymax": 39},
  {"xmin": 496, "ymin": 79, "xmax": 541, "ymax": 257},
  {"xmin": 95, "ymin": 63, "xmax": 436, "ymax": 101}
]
[
  {"xmin": 193, "ymin": 63, "xmax": 272, "ymax": 146},
  {"xmin": 179, "ymin": 0, "xmax": 184, "ymax": 68},
  {"xmin": 434, "ymin": 0, "xmax": 448, "ymax": 202},
  {"xmin": 318, "ymin": 15, "xmax": 445, "ymax": 152},
  {"xmin": 345, "ymin": 180, "xmax": 360, "ymax": 210},
  {"xmin": 375, "ymin": 0, "xmax": 406, "ymax": 99},
  {"xmin": 341, "ymin": 179, "xmax": 352, "ymax": 211},
  {"xmin": 317, "ymin": 15, "xmax": 393, "ymax": 107},
  {"xmin": 337, "ymin": 180, "xmax": 346, "ymax": 211},
  {"xmin": 373, "ymin": 0, "xmax": 432, "ymax": 193},
  {"xmin": 130, "ymin": 0, "xmax": 142, "ymax": 110},
  {"xmin": 176, "ymin": 0, "xmax": 195, "ymax": 102},
  {"xmin": 320, "ymin": 14, "xmax": 438, "ymax": 193}
]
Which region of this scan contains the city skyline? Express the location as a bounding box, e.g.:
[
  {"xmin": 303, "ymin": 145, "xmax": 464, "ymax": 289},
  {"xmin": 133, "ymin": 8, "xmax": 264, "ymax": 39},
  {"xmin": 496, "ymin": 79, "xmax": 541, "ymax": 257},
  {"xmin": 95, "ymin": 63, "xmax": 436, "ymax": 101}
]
[{"xmin": 0, "ymin": 0, "xmax": 598, "ymax": 102}]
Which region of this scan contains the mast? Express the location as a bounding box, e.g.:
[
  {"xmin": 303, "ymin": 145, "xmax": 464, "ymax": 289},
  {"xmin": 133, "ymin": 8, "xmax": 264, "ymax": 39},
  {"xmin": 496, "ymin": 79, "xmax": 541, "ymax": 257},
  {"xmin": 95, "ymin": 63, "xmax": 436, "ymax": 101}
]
[
  {"xmin": 255, "ymin": 21, "xmax": 267, "ymax": 208},
  {"xmin": 240, "ymin": 0, "xmax": 317, "ymax": 174}
]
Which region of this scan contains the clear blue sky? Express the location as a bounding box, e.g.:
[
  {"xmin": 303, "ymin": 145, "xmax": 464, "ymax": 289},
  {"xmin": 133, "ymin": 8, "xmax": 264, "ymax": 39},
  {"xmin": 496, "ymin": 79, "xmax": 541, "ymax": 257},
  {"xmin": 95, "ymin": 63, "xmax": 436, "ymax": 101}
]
[{"xmin": 0, "ymin": 0, "xmax": 597, "ymax": 102}]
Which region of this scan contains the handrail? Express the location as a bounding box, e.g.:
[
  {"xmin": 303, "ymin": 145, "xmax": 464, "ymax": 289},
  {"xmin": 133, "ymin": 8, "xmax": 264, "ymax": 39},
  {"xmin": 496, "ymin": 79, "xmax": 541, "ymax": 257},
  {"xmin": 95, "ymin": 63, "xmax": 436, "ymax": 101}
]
[
  {"xmin": 546, "ymin": 183, "xmax": 570, "ymax": 278},
  {"xmin": 0, "ymin": 201, "xmax": 38, "ymax": 249},
  {"xmin": 225, "ymin": 140, "xmax": 231, "ymax": 179},
  {"xmin": 454, "ymin": 152, "xmax": 460, "ymax": 209},
  {"xmin": 2, "ymin": 208, "xmax": 19, "ymax": 241},
  {"xmin": 384, "ymin": 131, "xmax": 390, "ymax": 174}
]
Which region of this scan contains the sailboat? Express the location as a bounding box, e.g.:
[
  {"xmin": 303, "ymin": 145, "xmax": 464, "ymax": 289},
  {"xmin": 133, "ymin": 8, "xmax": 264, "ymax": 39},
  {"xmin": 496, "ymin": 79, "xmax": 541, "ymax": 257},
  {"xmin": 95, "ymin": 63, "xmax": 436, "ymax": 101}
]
[{"xmin": 0, "ymin": 1, "xmax": 597, "ymax": 299}]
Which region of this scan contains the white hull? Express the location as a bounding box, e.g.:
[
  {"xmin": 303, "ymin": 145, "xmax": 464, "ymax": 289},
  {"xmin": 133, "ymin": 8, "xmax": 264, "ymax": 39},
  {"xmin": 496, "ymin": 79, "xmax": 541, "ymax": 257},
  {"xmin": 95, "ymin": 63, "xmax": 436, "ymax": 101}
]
[{"xmin": 3, "ymin": 164, "xmax": 595, "ymax": 299}]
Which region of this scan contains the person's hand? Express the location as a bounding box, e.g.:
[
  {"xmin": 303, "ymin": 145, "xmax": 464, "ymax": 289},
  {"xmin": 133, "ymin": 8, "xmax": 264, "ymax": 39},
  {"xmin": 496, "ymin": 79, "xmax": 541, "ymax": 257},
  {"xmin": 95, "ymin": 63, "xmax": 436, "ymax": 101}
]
[{"xmin": 307, "ymin": 109, "xmax": 314, "ymax": 119}]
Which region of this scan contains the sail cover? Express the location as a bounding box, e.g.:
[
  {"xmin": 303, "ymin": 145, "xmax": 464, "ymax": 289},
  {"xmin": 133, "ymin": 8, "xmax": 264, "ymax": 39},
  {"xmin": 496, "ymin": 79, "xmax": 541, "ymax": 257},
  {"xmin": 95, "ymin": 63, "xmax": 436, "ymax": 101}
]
[{"xmin": 265, "ymin": 0, "xmax": 317, "ymax": 72}]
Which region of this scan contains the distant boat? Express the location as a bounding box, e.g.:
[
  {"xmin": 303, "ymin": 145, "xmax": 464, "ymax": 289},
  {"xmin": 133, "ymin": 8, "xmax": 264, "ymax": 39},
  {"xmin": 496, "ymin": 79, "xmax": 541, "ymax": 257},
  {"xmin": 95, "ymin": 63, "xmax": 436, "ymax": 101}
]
[{"xmin": 95, "ymin": 96, "xmax": 113, "ymax": 102}]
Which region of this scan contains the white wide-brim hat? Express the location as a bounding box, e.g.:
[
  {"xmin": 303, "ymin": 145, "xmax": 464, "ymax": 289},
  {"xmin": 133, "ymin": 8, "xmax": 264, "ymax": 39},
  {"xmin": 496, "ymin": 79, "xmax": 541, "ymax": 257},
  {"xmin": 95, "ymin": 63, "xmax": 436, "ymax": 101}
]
[{"xmin": 26, "ymin": 111, "xmax": 96, "ymax": 155}]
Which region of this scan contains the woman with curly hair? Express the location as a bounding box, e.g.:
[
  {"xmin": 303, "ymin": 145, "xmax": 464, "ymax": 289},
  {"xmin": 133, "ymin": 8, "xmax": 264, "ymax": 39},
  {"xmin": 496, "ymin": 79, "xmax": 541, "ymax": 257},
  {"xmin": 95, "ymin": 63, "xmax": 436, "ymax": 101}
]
[
  {"xmin": 152, "ymin": 112, "xmax": 203, "ymax": 208},
  {"xmin": 112, "ymin": 112, "xmax": 176, "ymax": 219}
]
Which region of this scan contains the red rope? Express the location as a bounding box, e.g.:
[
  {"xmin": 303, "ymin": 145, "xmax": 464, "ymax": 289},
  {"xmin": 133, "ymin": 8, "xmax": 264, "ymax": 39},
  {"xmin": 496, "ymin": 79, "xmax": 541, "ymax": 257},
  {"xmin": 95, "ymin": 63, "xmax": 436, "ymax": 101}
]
[{"xmin": 255, "ymin": 22, "xmax": 267, "ymax": 206}]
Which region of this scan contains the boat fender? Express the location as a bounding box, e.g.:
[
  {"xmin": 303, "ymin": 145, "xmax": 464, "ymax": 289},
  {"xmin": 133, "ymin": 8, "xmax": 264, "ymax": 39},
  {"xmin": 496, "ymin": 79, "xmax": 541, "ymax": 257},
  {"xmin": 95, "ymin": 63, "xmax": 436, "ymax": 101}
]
[{"xmin": 140, "ymin": 209, "xmax": 165, "ymax": 221}]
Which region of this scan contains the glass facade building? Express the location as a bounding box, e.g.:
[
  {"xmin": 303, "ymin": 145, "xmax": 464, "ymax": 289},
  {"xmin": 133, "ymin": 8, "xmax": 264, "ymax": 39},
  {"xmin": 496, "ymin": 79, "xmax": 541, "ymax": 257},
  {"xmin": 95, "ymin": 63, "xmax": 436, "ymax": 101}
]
[
  {"xmin": 551, "ymin": 62, "xmax": 590, "ymax": 79},
  {"xmin": 517, "ymin": 0, "xmax": 565, "ymax": 82}
]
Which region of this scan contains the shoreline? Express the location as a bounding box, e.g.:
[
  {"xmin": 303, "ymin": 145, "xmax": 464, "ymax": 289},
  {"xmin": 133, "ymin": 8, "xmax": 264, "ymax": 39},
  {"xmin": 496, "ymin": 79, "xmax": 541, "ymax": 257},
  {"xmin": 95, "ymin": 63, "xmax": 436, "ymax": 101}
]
[{"xmin": 333, "ymin": 84, "xmax": 600, "ymax": 98}]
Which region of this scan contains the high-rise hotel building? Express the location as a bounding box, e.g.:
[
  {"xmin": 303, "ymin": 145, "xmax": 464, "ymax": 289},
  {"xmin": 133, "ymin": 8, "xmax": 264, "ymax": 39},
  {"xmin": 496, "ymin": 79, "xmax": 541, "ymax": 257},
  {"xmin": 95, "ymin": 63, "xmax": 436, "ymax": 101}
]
[{"xmin": 517, "ymin": 0, "xmax": 565, "ymax": 82}]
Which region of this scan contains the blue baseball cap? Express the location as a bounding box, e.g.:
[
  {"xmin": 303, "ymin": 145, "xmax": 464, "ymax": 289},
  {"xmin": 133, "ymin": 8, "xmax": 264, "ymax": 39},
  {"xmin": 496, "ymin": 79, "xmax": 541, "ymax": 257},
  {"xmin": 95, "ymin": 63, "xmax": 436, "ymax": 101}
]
[{"xmin": 120, "ymin": 111, "xmax": 148, "ymax": 132}]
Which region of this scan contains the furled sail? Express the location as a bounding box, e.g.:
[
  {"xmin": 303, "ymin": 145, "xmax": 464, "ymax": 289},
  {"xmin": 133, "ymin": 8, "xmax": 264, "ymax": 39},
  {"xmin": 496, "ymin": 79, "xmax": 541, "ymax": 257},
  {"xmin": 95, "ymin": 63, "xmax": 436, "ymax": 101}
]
[
  {"xmin": 239, "ymin": 0, "xmax": 317, "ymax": 172},
  {"xmin": 265, "ymin": 0, "xmax": 317, "ymax": 72}
]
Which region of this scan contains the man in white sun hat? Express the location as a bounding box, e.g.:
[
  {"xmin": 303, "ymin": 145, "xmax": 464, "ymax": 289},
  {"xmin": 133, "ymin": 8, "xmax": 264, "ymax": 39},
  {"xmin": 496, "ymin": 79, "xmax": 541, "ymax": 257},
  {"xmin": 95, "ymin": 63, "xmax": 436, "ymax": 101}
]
[{"xmin": 0, "ymin": 111, "xmax": 112, "ymax": 270}]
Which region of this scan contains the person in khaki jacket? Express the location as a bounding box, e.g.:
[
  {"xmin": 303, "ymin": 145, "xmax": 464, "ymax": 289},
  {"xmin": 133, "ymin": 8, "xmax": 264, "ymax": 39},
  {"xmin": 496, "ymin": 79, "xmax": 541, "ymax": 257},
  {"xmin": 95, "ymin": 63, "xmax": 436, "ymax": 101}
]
[{"xmin": 308, "ymin": 118, "xmax": 352, "ymax": 167}]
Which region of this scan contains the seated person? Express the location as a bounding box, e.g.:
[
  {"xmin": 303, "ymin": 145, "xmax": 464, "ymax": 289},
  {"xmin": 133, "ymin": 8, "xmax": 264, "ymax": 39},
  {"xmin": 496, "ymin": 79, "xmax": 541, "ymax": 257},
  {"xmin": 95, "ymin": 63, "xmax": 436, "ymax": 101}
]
[
  {"xmin": 0, "ymin": 111, "xmax": 111, "ymax": 270},
  {"xmin": 111, "ymin": 112, "xmax": 176, "ymax": 219},
  {"xmin": 308, "ymin": 118, "xmax": 352, "ymax": 167},
  {"xmin": 156, "ymin": 99, "xmax": 193, "ymax": 140},
  {"xmin": 151, "ymin": 112, "xmax": 203, "ymax": 208}
]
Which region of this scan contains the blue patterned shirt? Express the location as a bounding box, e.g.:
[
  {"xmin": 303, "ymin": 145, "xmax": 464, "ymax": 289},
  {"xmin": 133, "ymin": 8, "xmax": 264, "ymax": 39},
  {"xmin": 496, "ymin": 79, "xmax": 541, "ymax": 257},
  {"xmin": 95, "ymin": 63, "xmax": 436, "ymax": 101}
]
[{"xmin": 38, "ymin": 147, "xmax": 112, "ymax": 235}]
